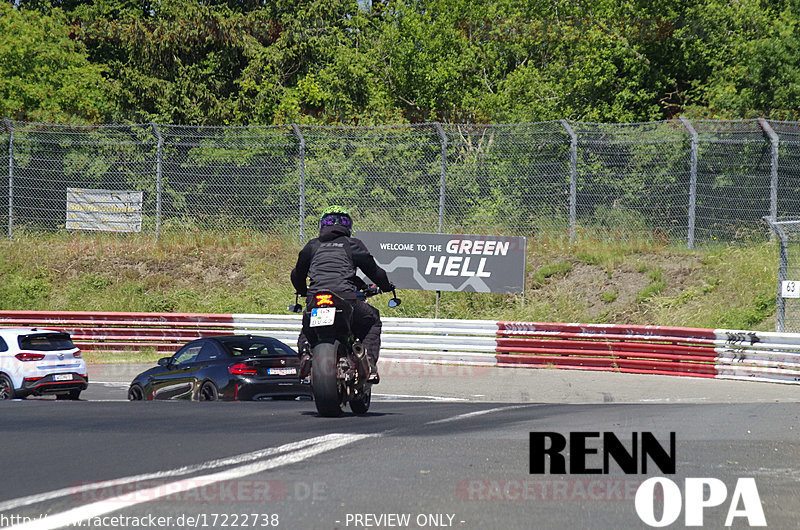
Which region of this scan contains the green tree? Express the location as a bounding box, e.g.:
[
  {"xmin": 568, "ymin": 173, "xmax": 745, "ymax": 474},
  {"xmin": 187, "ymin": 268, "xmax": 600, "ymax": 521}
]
[
  {"xmin": 235, "ymin": 0, "xmax": 378, "ymax": 124},
  {"xmin": 680, "ymin": 1, "xmax": 800, "ymax": 118},
  {"xmin": 0, "ymin": 3, "xmax": 110, "ymax": 122},
  {"xmin": 339, "ymin": 0, "xmax": 683, "ymax": 123},
  {"xmin": 13, "ymin": 0, "xmax": 800, "ymax": 125},
  {"xmin": 64, "ymin": 0, "xmax": 258, "ymax": 124}
]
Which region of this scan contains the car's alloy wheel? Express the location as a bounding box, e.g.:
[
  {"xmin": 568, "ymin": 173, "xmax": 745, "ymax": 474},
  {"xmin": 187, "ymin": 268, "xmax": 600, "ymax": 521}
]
[
  {"xmin": 199, "ymin": 381, "xmax": 219, "ymax": 401},
  {"xmin": 0, "ymin": 375, "xmax": 16, "ymax": 400},
  {"xmin": 127, "ymin": 385, "xmax": 144, "ymax": 401}
]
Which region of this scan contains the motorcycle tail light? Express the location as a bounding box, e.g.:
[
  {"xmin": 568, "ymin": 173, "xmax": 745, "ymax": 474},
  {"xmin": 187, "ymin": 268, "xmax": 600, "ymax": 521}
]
[{"xmin": 315, "ymin": 294, "xmax": 334, "ymax": 306}]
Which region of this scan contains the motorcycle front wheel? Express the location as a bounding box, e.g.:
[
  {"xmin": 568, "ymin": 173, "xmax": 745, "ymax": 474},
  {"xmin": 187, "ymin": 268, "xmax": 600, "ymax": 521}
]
[{"xmin": 311, "ymin": 341, "xmax": 346, "ymax": 417}]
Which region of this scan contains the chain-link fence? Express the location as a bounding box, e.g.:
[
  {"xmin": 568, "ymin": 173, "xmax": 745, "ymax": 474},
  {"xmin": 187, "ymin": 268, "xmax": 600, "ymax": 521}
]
[
  {"xmin": 2, "ymin": 118, "xmax": 796, "ymax": 245},
  {"xmin": 764, "ymin": 217, "xmax": 800, "ymax": 332}
]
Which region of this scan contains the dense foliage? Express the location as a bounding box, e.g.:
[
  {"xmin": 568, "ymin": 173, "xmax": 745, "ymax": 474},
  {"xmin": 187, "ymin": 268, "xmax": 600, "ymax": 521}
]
[{"xmin": 3, "ymin": 0, "xmax": 800, "ymax": 124}]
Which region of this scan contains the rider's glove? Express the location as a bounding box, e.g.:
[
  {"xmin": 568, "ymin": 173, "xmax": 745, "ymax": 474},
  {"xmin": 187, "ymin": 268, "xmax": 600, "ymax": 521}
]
[{"xmin": 364, "ymin": 284, "xmax": 381, "ymax": 296}]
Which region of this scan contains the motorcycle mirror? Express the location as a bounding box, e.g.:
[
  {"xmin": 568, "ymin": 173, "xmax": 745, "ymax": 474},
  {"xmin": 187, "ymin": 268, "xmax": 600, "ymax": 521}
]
[
  {"xmin": 388, "ymin": 297, "xmax": 401, "ymax": 308},
  {"xmin": 288, "ymin": 303, "xmax": 303, "ymax": 313}
]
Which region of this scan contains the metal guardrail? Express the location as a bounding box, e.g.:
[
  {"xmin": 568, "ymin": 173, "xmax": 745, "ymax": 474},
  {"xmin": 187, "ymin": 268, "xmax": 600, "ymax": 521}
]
[
  {"xmin": 0, "ymin": 311, "xmax": 797, "ymax": 385},
  {"xmin": 714, "ymin": 329, "xmax": 800, "ymax": 384},
  {"xmin": 495, "ymin": 321, "xmax": 719, "ymax": 378},
  {"xmin": 0, "ymin": 311, "xmax": 239, "ymax": 354}
]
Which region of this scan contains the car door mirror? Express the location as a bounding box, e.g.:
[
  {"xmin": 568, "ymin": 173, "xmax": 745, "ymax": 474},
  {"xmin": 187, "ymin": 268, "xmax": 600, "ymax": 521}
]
[{"xmin": 158, "ymin": 357, "xmax": 172, "ymax": 367}]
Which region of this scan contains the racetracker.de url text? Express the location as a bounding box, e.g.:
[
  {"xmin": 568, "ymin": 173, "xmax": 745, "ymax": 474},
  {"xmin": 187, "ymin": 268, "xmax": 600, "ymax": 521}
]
[{"xmin": 0, "ymin": 513, "xmax": 280, "ymax": 528}]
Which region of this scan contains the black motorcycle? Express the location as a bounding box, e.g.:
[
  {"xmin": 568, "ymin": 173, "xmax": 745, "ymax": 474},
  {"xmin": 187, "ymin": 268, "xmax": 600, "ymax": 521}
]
[{"xmin": 289, "ymin": 286, "xmax": 401, "ymax": 417}]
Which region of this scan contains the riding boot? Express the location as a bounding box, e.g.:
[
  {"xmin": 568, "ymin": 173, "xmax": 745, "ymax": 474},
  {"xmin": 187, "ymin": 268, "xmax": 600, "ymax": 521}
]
[
  {"xmin": 367, "ymin": 356, "xmax": 380, "ymax": 384},
  {"xmin": 299, "ymin": 353, "xmax": 312, "ymax": 381}
]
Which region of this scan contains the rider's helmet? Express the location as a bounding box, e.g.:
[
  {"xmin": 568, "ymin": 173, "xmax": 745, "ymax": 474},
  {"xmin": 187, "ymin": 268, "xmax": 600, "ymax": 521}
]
[{"xmin": 319, "ymin": 205, "xmax": 352, "ymax": 234}]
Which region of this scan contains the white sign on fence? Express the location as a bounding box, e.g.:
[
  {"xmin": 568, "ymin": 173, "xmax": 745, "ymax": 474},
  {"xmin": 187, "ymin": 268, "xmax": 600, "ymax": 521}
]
[
  {"xmin": 66, "ymin": 188, "xmax": 143, "ymax": 232},
  {"xmin": 781, "ymin": 280, "xmax": 800, "ymax": 298}
]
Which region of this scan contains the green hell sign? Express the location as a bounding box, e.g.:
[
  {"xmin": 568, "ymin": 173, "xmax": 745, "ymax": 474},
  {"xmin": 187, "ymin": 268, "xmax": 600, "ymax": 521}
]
[{"xmin": 356, "ymin": 231, "xmax": 526, "ymax": 294}]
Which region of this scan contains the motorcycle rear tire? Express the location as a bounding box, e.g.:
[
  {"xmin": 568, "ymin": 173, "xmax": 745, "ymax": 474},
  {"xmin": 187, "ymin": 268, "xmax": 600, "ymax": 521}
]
[{"xmin": 312, "ymin": 341, "xmax": 346, "ymax": 417}]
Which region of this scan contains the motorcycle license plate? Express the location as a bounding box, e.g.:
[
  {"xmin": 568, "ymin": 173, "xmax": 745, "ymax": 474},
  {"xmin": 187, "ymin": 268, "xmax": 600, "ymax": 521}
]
[{"xmin": 309, "ymin": 307, "xmax": 335, "ymax": 327}]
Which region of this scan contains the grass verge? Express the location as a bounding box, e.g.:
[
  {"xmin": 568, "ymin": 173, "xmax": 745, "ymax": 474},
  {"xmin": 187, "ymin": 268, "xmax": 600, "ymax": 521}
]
[{"xmin": 0, "ymin": 232, "xmax": 780, "ymax": 336}]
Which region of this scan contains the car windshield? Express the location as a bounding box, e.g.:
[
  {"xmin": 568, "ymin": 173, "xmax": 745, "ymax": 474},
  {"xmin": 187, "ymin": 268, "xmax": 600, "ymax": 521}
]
[
  {"xmin": 18, "ymin": 333, "xmax": 75, "ymax": 351},
  {"xmin": 218, "ymin": 337, "xmax": 295, "ymax": 357}
]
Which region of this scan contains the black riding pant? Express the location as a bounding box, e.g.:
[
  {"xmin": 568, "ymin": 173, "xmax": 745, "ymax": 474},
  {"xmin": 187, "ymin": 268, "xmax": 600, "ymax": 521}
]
[{"xmin": 352, "ymin": 300, "xmax": 382, "ymax": 363}]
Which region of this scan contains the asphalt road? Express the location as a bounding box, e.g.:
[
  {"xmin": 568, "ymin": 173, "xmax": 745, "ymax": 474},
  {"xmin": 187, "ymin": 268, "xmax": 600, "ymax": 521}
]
[{"xmin": 0, "ymin": 363, "xmax": 798, "ymax": 530}]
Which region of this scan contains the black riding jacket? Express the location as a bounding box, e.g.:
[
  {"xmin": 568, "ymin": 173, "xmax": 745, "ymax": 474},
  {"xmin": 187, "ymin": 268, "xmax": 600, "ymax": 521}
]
[{"xmin": 291, "ymin": 225, "xmax": 393, "ymax": 300}]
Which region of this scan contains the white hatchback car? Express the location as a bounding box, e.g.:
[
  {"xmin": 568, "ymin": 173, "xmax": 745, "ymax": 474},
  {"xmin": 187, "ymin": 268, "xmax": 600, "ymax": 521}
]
[{"xmin": 0, "ymin": 328, "xmax": 88, "ymax": 400}]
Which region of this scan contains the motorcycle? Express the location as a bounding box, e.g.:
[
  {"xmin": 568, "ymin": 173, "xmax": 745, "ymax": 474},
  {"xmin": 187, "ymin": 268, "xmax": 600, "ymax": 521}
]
[{"xmin": 288, "ymin": 286, "xmax": 401, "ymax": 417}]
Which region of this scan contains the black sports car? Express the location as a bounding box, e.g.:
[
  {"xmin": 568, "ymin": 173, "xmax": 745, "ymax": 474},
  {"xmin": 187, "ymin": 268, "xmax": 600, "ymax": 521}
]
[{"xmin": 127, "ymin": 335, "xmax": 311, "ymax": 401}]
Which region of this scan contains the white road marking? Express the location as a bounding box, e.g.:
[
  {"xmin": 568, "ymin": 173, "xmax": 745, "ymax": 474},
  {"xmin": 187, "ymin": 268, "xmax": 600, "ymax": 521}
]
[
  {"xmin": 0, "ymin": 434, "xmax": 369, "ymax": 516},
  {"xmin": 5, "ymin": 433, "xmax": 373, "ymax": 530},
  {"xmin": 752, "ymin": 467, "xmax": 800, "ymax": 481},
  {"xmin": 373, "ymin": 393, "xmax": 467, "ymax": 402},
  {"xmin": 3, "ymin": 405, "xmax": 535, "ymax": 529},
  {"xmin": 425, "ymin": 405, "xmax": 531, "ymax": 425},
  {"xmin": 638, "ymin": 397, "xmax": 709, "ymax": 402}
]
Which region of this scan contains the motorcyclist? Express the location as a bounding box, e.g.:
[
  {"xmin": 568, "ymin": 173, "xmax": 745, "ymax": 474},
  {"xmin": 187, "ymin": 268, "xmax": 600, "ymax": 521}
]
[{"xmin": 291, "ymin": 206, "xmax": 394, "ymax": 383}]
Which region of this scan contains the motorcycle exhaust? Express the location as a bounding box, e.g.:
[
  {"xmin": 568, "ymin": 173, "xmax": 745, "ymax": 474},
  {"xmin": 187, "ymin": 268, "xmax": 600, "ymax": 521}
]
[{"xmin": 352, "ymin": 341, "xmax": 370, "ymax": 379}]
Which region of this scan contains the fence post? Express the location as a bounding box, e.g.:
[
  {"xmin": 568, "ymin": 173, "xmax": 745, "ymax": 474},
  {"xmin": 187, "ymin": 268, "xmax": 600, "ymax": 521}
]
[
  {"xmin": 291, "ymin": 124, "xmax": 306, "ymax": 241},
  {"xmin": 758, "ymin": 118, "xmax": 779, "ymax": 224},
  {"xmin": 433, "ymin": 123, "xmax": 448, "ymax": 319},
  {"xmin": 764, "ymin": 216, "xmax": 787, "ymax": 332},
  {"xmin": 150, "ymin": 123, "xmax": 163, "ymax": 240},
  {"xmin": 679, "ymin": 117, "xmax": 698, "ymax": 249},
  {"xmin": 433, "ymin": 122, "xmax": 447, "ymax": 234},
  {"xmin": 560, "ymin": 120, "xmax": 577, "ymax": 244},
  {"xmin": 4, "ymin": 118, "xmax": 13, "ymax": 241}
]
